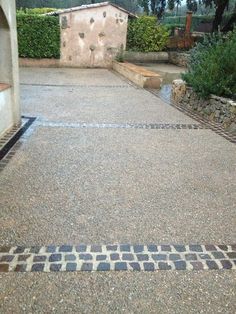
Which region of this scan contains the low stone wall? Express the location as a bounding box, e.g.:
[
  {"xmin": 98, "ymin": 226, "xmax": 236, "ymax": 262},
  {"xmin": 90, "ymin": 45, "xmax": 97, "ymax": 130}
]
[
  {"xmin": 124, "ymin": 51, "xmax": 169, "ymax": 63},
  {"xmin": 168, "ymin": 52, "xmax": 189, "ymax": 67},
  {"xmin": 172, "ymin": 80, "xmax": 236, "ymax": 133},
  {"xmin": 19, "ymin": 58, "xmax": 60, "ymax": 68},
  {"xmin": 113, "ymin": 61, "xmax": 162, "ymax": 89}
]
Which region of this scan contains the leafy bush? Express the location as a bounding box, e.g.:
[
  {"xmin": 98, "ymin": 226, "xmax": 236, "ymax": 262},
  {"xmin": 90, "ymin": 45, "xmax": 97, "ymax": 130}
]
[
  {"xmin": 182, "ymin": 31, "xmax": 236, "ymax": 99},
  {"xmin": 17, "ymin": 8, "xmax": 56, "ymax": 14},
  {"xmin": 17, "ymin": 14, "xmax": 60, "ymax": 58},
  {"xmin": 127, "ymin": 16, "xmax": 170, "ymax": 52}
]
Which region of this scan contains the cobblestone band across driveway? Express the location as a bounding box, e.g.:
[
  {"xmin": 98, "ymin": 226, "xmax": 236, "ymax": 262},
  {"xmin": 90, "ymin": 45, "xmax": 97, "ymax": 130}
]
[
  {"xmin": 0, "ymin": 245, "xmax": 235, "ymax": 272},
  {"xmin": 35, "ymin": 120, "xmax": 207, "ymax": 130}
]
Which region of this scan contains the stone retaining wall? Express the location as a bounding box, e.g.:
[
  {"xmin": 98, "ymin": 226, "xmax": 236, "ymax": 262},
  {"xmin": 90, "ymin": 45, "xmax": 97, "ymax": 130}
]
[
  {"xmin": 113, "ymin": 61, "xmax": 162, "ymax": 89},
  {"xmin": 172, "ymin": 80, "xmax": 236, "ymax": 133},
  {"xmin": 19, "ymin": 58, "xmax": 60, "ymax": 68},
  {"xmin": 168, "ymin": 52, "xmax": 189, "ymax": 67},
  {"xmin": 124, "ymin": 51, "xmax": 169, "ymax": 63}
]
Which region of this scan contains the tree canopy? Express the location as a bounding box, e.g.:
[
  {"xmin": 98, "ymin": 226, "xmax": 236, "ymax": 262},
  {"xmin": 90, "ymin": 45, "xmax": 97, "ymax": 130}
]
[
  {"xmin": 16, "ymin": 0, "xmax": 140, "ymax": 13},
  {"xmin": 16, "ymin": 0, "xmax": 235, "ymax": 32}
]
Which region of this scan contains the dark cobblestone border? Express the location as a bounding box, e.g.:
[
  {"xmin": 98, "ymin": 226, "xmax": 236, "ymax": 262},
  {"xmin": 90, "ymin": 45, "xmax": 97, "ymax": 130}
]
[
  {"xmin": 0, "ymin": 244, "xmax": 235, "ymax": 272},
  {"xmin": 148, "ymin": 89, "xmax": 236, "ymax": 144},
  {"xmin": 0, "ymin": 117, "xmax": 36, "ymax": 169},
  {"xmin": 36, "ymin": 120, "xmax": 207, "ymax": 130}
]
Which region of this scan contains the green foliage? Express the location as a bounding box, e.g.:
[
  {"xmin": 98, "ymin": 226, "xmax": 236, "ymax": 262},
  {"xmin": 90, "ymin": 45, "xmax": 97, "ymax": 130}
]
[
  {"xmin": 162, "ymin": 14, "xmax": 234, "ymax": 31},
  {"xmin": 182, "ymin": 31, "xmax": 236, "ymax": 98},
  {"xmin": 17, "ymin": 14, "xmax": 60, "ymax": 59},
  {"xmin": 17, "ymin": 8, "xmax": 56, "ymax": 14},
  {"xmin": 165, "ymin": 23, "xmax": 185, "ymax": 34},
  {"xmin": 127, "ymin": 16, "xmax": 170, "ymax": 52}
]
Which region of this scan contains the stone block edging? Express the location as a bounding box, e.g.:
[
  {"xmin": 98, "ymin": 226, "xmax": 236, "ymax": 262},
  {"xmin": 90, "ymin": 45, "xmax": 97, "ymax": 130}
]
[
  {"xmin": 0, "ymin": 244, "xmax": 235, "ymax": 272},
  {"xmin": 19, "ymin": 58, "xmax": 60, "ymax": 68},
  {"xmin": 124, "ymin": 51, "xmax": 169, "ymax": 63},
  {"xmin": 112, "ymin": 61, "xmax": 162, "ymax": 89}
]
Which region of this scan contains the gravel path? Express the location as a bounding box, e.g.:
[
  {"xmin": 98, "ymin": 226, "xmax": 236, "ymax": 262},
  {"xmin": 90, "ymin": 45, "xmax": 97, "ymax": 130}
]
[{"xmin": 0, "ymin": 68, "xmax": 235, "ymax": 313}]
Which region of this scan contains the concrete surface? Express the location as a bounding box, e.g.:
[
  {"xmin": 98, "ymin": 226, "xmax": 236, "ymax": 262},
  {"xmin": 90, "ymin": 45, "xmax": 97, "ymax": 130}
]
[
  {"xmin": 0, "ymin": 272, "xmax": 235, "ymax": 314},
  {"xmin": 135, "ymin": 63, "xmax": 186, "ymax": 84},
  {"xmin": 0, "ymin": 67, "xmax": 236, "ymax": 313},
  {"xmin": 20, "ymin": 67, "xmax": 128, "ymax": 86}
]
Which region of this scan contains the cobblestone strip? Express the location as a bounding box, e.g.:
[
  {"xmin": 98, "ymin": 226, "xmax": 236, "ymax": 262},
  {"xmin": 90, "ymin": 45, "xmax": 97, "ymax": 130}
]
[
  {"xmin": 148, "ymin": 89, "xmax": 236, "ymax": 144},
  {"xmin": 36, "ymin": 120, "xmax": 207, "ymax": 130},
  {"xmin": 0, "ymin": 245, "xmax": 235, "ymax": 272}
]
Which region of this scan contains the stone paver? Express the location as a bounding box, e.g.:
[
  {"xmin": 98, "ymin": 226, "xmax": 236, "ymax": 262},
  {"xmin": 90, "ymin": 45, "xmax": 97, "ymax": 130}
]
[
  {"xmin": 0, "ymin": 244, "xmax": 235, "ymax": 272},
  {"xmin": 0, "ymin": 68, "xmax": 236, "ymax": 312}
]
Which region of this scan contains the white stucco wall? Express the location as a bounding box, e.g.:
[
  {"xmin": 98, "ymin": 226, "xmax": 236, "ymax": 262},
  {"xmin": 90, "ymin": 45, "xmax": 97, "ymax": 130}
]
[
  {"xmin": 0, "ymin": 88, "xmax": 13, "ymax": 136},
  {"xmin": 60, "ymin": 4, "xmax": 128, "ymax": 67},
  {"xmin": 0, "ymin": 0, "xmax": 20, "ymax": 138}
]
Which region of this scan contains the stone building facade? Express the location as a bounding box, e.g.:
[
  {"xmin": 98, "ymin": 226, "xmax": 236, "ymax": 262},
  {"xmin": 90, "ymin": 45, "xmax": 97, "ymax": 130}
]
[
  {"xmin": 0, "ymin": 0, "xmax": 20, "ymax": 138},
  {"xmin": 50, "ymin": 2, "xmax": 135, "ymax": 68}
]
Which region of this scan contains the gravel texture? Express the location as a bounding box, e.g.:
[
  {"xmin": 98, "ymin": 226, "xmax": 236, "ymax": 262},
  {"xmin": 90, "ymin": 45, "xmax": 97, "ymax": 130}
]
[
  {"xmin": 20, "ymin": 84, "xmax": 196, "ymax": 124},
  {"xmin": 0, "ymin": 271, "xmax": 235, "ymax": 314},
  {"xmin": 19, "ymin": 68, "xmax": 195, "ymax": 124},
  {"xmin": 20, "ymin": 68, "xmax": 129, "ymax": 86},
  {"xmin": 0, "ymin": 127, "xmax": 235, "ymax": 245},
  {"xmin": 0, "ymin": 67, "xmax": 235, "ymax": 313}
]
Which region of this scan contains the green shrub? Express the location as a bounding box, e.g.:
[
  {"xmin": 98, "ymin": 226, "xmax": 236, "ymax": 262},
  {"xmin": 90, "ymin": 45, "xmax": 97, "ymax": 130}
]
[
  {"xmin": 127, "ymin": 16, "xmax": 170, "ymax": 52},
  {"xmin": 17, "ymin": 14, "xmax": 60, "ymax": 59},
  {"xmin": 182, "ymin": 31, "xmax": 236, "ymax": 99},
  {"xmin": 17, "ymin": 8, "xmax": 56, "ymax": 14}
]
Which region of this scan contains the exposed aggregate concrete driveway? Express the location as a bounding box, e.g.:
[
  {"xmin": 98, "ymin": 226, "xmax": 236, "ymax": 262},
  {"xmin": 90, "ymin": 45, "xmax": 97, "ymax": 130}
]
[{"xmin": 0, "ymin": 68, "xmax": 236, "ymax": 313}]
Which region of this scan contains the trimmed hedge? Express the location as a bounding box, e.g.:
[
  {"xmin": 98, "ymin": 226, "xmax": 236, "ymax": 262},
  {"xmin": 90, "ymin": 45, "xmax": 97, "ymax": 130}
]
[
  {"xmin": 127, "ymin": 16, "xmax": 170, "ymax": 52},
  {"xmin": 17, "ymin": 14, "xmax": 60, "ymax": 59}
]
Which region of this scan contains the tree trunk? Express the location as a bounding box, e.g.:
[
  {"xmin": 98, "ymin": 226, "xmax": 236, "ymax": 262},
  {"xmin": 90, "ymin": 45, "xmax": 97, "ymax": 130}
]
[
  {"xmin": 221, "ymin": 4, "xmax": 236, "ymax": 32},
  {"xmin": 151, "ymin": 0, "xmax": 156, "ymax": 15},
  {"xmin": 212, "ymin": 0, "xmax": 229, "ymax": 32}
]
